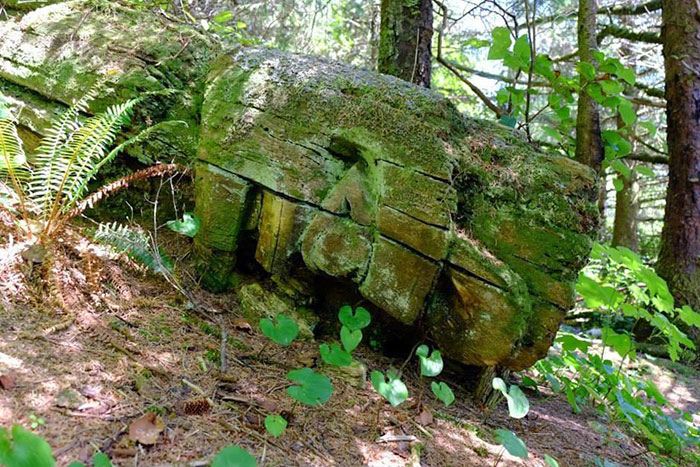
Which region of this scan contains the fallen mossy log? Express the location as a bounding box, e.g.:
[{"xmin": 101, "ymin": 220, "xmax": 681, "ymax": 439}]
[{"xmin": 0, "ymin": 1, "xmax": 599, "ymax": 371}]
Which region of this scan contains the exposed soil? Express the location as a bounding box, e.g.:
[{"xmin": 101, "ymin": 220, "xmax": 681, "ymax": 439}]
[{"xmin": 0, "ymin": 229, "xmax": 698, "ymax": 467}]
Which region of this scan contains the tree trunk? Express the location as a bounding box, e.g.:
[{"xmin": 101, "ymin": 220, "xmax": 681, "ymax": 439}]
[
  {"xmin": 575, "ymin": 0, "xmax": 604, "ymax": 174},
  {"xmin": 612, "ymin": 163, "xmax": 640, "ymax": 250},
  {"xmin": 378, "ymin": 0, "xmax": 433, "ymax": 87},
  {"xmin": 656, "ymin": 0, "xmax": 700, "ymax": 351}
]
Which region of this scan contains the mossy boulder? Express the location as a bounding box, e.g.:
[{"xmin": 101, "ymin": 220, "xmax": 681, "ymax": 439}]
[
  {"xmin": 0, "ymin": 0, "xmax": 219, "ymax": 158},
  {"xmin": 0, "ymin": 2, "xmax": 597, "ymax": 370},
  {"xmin": 195, "ymin": 48, "xmax": 598, "ymax": 370}
]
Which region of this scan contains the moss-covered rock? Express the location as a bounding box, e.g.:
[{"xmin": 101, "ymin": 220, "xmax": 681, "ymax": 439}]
[
  {"xmin": 2, "ymin": 2, "xmax": 597, "ymax": 370},
  {"xmin": 195, "ymin": 47, "xmax": 597, "ymax": 370},
  {"xmin": 0, "ymin": 0, "xmax": 220, "ymax": 161}
]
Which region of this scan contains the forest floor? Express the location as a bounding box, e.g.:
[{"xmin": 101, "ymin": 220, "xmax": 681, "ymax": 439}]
[{"xmin": 0, "ymin": 231, "xmax": 699, "ymax": 467}]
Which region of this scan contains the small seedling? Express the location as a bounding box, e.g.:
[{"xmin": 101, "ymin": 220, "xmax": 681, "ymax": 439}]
[
  {"xmin": 211, "ymin": 445, "xmax": 257, "ymax": 467},
  {"xmin": 415, "ymin": 345, "xmax": 443, "ymax": 377},
  {"xmin": 264, "ymin": 414, "xmax": 288, "ymax": 437},
  {"xmin": 492, "ymin": 377, "xmax": 529, "ymax": 419},
  {"xmin": 494, "ymin": 429, "xmax": 528, "ymax": 460},
  {"xmin": 338, "ymin": 305, "xmax": 371, "ymax": 331},
  {"xmin": 430, "ymin": 381, "xmax": 455, "ymax": 407},
  {"xmin": 340, "ymin": 326, "xmax": 362, "ymax": 352},
  {"xmin": 259, "ymin": 313, "xmax": 299, "ymax": 346},
  {"xmin": 286, "ymin": 368, "xmax": 333, "ymax": 406},
  {"xmin": 319, "ymin": 343, "xmax": 352, "ymax": 366},
  {"xmin": 28, "ymin": 414, "xmax": 45, "ymax": 429},
  {"xmin": 371, "ymin": 370, "xmax": 408, "ymax": 407},
  {"xmin": 166, "ymin": 212, "xmax": 200, "ymax": 237}
]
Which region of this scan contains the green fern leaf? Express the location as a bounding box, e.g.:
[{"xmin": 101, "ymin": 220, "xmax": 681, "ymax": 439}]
[{"xmin": 94, "ymin": 222, "xmax": 174, "ymax": 274}]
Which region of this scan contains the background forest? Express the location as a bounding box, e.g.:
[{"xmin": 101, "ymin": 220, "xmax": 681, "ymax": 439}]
[{"xmin": 0, "ymin": 0, "xmax": 699, "ymax": 466}]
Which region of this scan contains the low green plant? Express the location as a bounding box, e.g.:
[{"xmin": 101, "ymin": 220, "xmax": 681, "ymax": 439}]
[
  {"xmin": 165, "ymin": 212, "xmax": 200, "ymax": 238},
  {"xmin": 263, "ymin": 414, "xmax": 287, "ymax": 438},
  {"xmin": 494, "ymin": 428, "xmax": 528, "ymax": 460},
  {"xmin": 285, "ymin": 368, "xmax": 334, "ymax": 407},
  {"xmin": 415, "ymin": 345, "xmax": 443, "ymax": 377},
  {"xmin": 319, "ymin": 343, "xmax": 352, "ymax": 366},
  {"xmin": 430, "ymin": 381, "xmax": 455, "ymax": 407},
  {"xmin": 27, "ymin": 415, "xmax": 44, "ymax": 430},
  {"xmin": 259, "ymin": 313, "xmax": 299, "ymax": 346},
  {"xmin": 210, "ymin": 444, "xmax": 257, "ymax": 467},
  {"xmin": 491, "ymin": 378, "xmax": 529, "ymax": 419},
  {"xmin": 371, "ymin": 369, "xmax": 408, "ymax": 407}
]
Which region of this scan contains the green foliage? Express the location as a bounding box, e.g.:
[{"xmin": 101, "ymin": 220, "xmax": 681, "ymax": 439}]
[
  {"xmin": 27, "ymin": 415, "xmax": 44, "ymax": 430},
  {"xmin": 263, "ymin": 415, "xmax": 287, "ymax": 438},
  {"xmin": 166, "ymin": 212, "xmax": 200, "ymax": 237},
  {"xmin": 319, "ymin": 343, "xmax": 352, "ymax": 366},
  {"xmin": 340, "ymin": 326, "xmax": 362, "ymax": 352},
  {"xmin": 415, "ymin": 345, "xmax": 443, "ymax": 377},
  {"xmin": 95, "ymin": 222, "xmax": 174, "ymax": 274},
  {"xmin": 430, "ymin": 381, "xmax": 455, "ymax": 407},
  {"xmin": 491, "ymin": 378, "xmax": 529, "ymax": 419},
  {"xmin": 211, "ymin": 445, "xmax": 257, "ymax": 467},
  {"xmin": 286, "ymin": 368, "xmax": 333, "ymax": 406},
  {"xmin": 494, "ymin": 429, "xmax": 528, "ymax": 459},
  {"xmin": 371, "ymin": 370, "xmax": 408, "ymax": 407},
  {"xmin": 259, "ymin": 314, "xmax": 299, "ymax": 346},
  {"xmin": 0, "ymin": 425, "xmax": 55, "ymax": 467},
  {"xmin": 530, "ymin": 244, "xmax": 700, "ymax": 463},
  {"xmin": 338, "ymin": 305, "xmax": 371, "ymax": 331}
]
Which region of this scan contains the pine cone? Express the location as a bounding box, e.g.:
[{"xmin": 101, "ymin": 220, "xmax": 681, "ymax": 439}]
[{"xmin": 177, "ymin": 398, "xmax": 211, "ymax": 415}]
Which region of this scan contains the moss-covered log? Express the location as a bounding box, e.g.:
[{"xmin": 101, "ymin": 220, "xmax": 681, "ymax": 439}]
[
  {"xmin": 196, "ymin": 48, "xmax": 598, "ymax": 370},
  {"xmin": 0, "ymin": 1, "xmax": 598, "ymax": 371}
]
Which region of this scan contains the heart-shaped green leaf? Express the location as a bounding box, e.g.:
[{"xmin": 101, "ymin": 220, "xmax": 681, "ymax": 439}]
[
  {"xmin": 494, "ymin": 429, "xmax": 528, "ymax": 459},
  {"xmin": 371, "ymin": 370, "xmax": 408, "ymax": 407},
  {"xmin": 264, "ymin": 414, "xmax": 287, "ymax": 437},
  {"xmin": 430, "ymin": 381, "xmax": 455, "ymax": 407},
  {"xmin": 416, "ymin": 345, "xmax": 443, "ymax": 377},
  {"xmin": 259, "ymin": 314, "xmax": 298, "ymax": 346},
  {"xmin": 0, "ymin": 425, "xmax": 55, "ymax": 467},
  {"xmin": 340, "ymin": 326, "xmax": 362, "ymax": 352},
  {"xmin": 338, "ymin": 306, "xmax": 371, "ymax": 331},
  {"xmin": 492, "ymin": 377, "xmax": 529, "ymax": 419},
  {"xmin": 319, "ymin": 343, "xmax": 352, "ymax": 366},
  {"xmin": 544, "ymin": 454, "xmax": 559, "ymax": 467},
  {"xmin": 212, "ymin": 445, "xmax": 257, "ymax": 467},
  {"xmin": 166, "ymin": 212, "xmax": 200, "ymax": 238},
  {"xmin": 286, "ymin": 368, "xmax": 333, "ymax": 406}
]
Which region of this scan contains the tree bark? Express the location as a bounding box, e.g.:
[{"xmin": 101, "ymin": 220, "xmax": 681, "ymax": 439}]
[
  {"xmin": 378, "ymin": 0, "xmax": 433, "ymax": 87},
  {"xmin": 612, "ymin": 162, "xmax": 640, "ymax": 250},
  {"xmin": 656, "ymin": 0, "xmax": 700, "ymax": 350},
  {"xmin": 575, "ymin": 0, "xmax": 605, "ymax": 174}
]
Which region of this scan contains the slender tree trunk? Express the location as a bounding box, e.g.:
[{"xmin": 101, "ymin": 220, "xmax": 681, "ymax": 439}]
[
  {"xmin": 612, "ymin": 162, "xmax": 640, "ymax": 250},
  {"xmin": 612, "ymin": 108, "xmax": 640, "ymax": 251},
  {"xmin": 378, "ymin": 0, "xmax": 433, "ymax": 87},
  {"xmin": 575, "ymin": 0, "xmax": 605, "ymax": 174},
  {"xmin": 656, "ymin": 0, "xmax": 700, "ymax": 350}
]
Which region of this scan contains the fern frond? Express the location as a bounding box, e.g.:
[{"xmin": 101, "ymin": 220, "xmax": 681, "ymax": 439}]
[
  {"xmin": 94, "ymin": 222, "xmax": 174, "ymax": 275},
  {"xmin": 29, "ymin": 97, "xmax": 144, "ymax": 228},
  {"xmin": 65, "ymin": 120, "xmax": 187, "ymax": 208},
  {"xmin": 0, "ymin": 118, "xmax": 30, "ymax": 221},
  {"xmin": 65, "ymin": 163, "xmax": 187, "ymax": 219}
]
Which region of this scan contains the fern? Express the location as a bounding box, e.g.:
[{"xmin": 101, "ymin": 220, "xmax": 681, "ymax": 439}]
[
  {"xmin": 94, "ymin": 222, "xmax": 174, "ymax": 275},
  {"xmin": 29, "ymin": 97, "xmax": 145, "ymax": 233}
]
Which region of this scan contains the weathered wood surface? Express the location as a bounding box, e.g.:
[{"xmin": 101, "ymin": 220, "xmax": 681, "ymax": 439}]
[{"xmin": 0, "ymin": 1, "xmax": 599, "ymax": 370}]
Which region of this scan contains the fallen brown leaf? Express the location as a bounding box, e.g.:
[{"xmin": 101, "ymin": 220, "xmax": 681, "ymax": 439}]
[
  {"xmin": 231, "ymin": 317, "xmax": 253, "ymax": 334},
  {"xmin": 128, "ymin": 412, "xmax": 165, "ymax": 445},
  {"xmin": 0, "ymin": 372, "xmax": 16, "ymax": 390},
  {"xmin": 415, "ymin": 408, "xmax": 433, "ymax": 426}
]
